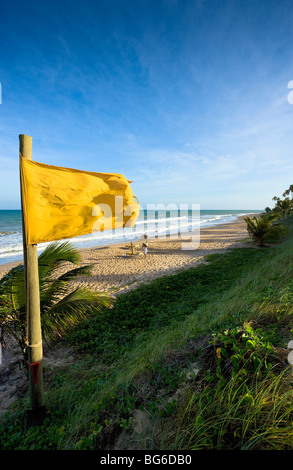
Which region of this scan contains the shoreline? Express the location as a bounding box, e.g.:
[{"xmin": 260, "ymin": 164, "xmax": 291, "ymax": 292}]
[{"xmin": 0, "ymin": 215, "xmax": 253, "ymax": 295}]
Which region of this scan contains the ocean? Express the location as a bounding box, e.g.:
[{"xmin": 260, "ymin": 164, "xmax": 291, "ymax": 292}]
[{"xmin": 0, "ymin": 208, "xmax": 262, "ymax": 266}]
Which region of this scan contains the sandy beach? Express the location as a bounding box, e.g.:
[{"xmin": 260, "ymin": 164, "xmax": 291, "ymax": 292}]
[{"xmin": 0, "ymin": 215, "xmax": 251, "ymax": 295}]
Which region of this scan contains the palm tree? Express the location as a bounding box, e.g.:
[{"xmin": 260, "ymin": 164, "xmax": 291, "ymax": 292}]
[
  {"xmin": 0, "ymin": 242, "xmax": 112, "ymax": 363},
  {"xmin": 272, "ymin": 196, "xmax": 293, "ymax": 220},
  {"xmin": 282, "ymin": 184, "xmax": 293, "ymax": 199},
  {"xmin": 244, "ymin": 212, "xmax": 286, "ymax": 247}
]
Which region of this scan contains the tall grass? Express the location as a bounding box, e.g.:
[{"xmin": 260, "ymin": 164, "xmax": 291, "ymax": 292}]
[{"xmin": 163, "ymin": 368, "xmax": 293, "ymax": 450}]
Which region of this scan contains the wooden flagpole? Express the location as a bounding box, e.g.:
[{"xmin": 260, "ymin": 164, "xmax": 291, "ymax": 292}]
[{"xmin": 19, "ymin": 134, "xmax": 46, "ymax": 425}]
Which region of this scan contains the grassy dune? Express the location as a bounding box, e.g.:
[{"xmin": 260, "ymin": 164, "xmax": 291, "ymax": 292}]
[{"xmin": 0, "ymin": 217, "xmax": 292, "ymax": 450}]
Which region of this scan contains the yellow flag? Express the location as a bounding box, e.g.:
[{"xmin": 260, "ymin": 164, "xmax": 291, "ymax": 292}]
[{"xmin": 20, "ymin": 156, "xmax": 140, "ymax": 245}]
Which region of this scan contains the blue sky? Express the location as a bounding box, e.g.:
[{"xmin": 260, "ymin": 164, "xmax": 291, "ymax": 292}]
[{"xmin": 1, "ymin": 0, "xmax": 293, "ymax": 210}]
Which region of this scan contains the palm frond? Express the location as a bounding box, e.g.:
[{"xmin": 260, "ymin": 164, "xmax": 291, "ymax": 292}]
[
  {"xmin": 0, "ymin": 264, "xmax": 25, "ymax": 289},
  {"xmin": 55, "ymin": 264, "xmax": 94, "ymax": 282},
  {"xmin": 39, "ymin": 264, "xmax": 95, "ymax": 310},
  {"xmin": 41, "ymin": 287, "xmax": 113, "ymax": 342},
  {"xmin": 0, "ymin": 241, "xmax": 113, "ymax": 359},
  {"xmin": 38, "ymin": 242, "xmax": 82, "ymax": 281},
  {"xmin": 0, "ymin": 264, "xmax": 26, "ymax": 312},
  {"xmin": 244, "ymin": 212, "xmax": 285, "ymax": 247},
  {"xmin": 38, "ymin": 241, "xmax": 81, "ymax": 266}
]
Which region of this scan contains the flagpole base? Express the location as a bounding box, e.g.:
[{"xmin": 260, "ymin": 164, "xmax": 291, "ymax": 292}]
[{"xmin": 27, "ymin": 406, "xmax": 47, "ymax": 428}]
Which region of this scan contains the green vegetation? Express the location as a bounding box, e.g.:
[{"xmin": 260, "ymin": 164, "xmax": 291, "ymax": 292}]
[
  {"xmin": 244, "ymin": 211, "xmax": 287, "ymax": 247},
  {"xmin": 0, "ymin": 215, "xmax": 292, "ymax": 450},
  {"xmin": 0, "ymin": 242, "xmax": 112, "ymax": 363},
  {"xmin": 266, "ymin": 184, "xmax": 293, "ymax": 220},
  {"xmin": 244, "ymin": 183, "xmax": 293, "ymax": 247}
]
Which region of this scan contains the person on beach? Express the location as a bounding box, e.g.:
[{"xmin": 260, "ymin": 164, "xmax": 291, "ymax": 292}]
[
  {"xmin": 142, "ymin": 234, "xmax": 148, "ymax": 258},
  {"xmin": 142, "ymin": 242, "xmax": 148, "ymax": 258}
]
